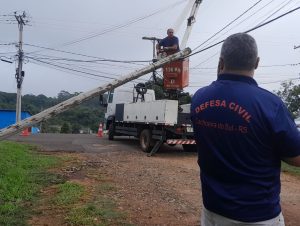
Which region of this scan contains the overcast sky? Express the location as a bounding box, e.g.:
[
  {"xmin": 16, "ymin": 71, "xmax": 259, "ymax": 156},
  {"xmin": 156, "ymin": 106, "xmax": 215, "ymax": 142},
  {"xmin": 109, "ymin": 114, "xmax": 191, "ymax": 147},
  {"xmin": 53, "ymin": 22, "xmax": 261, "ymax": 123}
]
[{"xmin": 1, "ymin": 0, "xmax": 300, "ymax": 97}]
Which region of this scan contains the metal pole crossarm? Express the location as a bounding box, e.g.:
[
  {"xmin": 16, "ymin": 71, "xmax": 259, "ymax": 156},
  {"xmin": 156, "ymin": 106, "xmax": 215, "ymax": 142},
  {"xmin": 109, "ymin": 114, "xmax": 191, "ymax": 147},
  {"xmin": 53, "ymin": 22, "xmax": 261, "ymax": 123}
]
[
  {"xmin": 0, "ymin": 48, "xmax": 192, "ymax": 140},
  {"xmin": 295, "ymin": 45, "xmax": 300, "ymax": 49},
  {"xmin": 142, "ymin": 37, "xmax": 161, "ymax": 41},
  {"xmin": 0, "ymin": 58, "xmax": 13, "ymax": 63}
]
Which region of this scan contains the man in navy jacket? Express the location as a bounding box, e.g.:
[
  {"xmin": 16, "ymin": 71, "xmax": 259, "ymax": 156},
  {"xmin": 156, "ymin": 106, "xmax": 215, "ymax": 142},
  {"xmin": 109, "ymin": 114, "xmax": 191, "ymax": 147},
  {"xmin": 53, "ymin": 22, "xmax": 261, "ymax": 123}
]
[
  {"xmin": 191, "ymin": 33, "xmax": 300, "ymax": 226},
  {"xmin": 156, "ymin": 28, "xmax": 179, "ymax": 55}
]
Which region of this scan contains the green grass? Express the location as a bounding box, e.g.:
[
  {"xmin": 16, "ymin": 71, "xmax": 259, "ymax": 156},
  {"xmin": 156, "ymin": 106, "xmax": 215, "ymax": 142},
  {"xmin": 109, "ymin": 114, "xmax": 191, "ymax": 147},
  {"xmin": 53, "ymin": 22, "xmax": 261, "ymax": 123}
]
[
  {"xmin": 282, "ymin": 162, "xmax": 300, "ymax": 176},
  {"xmin": 0, "ymin": 141, "xmax": 60, "ymax": 226},
  {"xmin": 65, "ymin": 183, "xmax": 131, "ymax": 226},
  {"xmin": 54, "ymin": 182, "xmax": 84, "ymax": 205}
]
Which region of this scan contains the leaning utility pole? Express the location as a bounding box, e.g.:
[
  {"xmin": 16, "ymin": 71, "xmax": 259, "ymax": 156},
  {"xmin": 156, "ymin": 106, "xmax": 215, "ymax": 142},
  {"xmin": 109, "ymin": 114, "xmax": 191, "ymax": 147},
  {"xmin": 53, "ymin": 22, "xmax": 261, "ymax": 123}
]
[
  {"xmin": 0, "ymin": 48, "xmax": 191, "ymax": 140},
  {"xmin": 14, "ymin": 11, "xmax": 27, "ymax": 123}
]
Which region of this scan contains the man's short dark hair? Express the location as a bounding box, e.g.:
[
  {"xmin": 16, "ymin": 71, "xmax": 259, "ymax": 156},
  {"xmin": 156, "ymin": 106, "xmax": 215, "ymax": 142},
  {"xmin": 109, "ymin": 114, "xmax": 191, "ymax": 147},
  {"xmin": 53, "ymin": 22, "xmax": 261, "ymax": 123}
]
[{"xmin": 220, "ymin": 33, "xmax": 258, "ymax": 71}]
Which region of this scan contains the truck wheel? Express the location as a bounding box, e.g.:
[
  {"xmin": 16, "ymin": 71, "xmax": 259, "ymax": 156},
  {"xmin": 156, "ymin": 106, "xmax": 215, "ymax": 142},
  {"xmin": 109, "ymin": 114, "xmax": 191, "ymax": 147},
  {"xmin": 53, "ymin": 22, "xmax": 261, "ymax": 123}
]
[
  {"xmin": 108, "ymin": 123, "xmax": 114, "ymax": 140},
  {"xmin": 182, "ymin": 144, "xmax": 197, "ymax": 152},
  {"xmin": 140, "ymin": 129, "xmax": 153, "ymax": 153}
]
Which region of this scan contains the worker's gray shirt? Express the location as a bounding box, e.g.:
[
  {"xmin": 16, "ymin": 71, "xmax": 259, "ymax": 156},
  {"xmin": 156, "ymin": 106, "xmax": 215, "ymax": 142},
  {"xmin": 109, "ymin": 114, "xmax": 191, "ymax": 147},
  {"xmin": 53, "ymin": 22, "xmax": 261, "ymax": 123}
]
[{"xmin": 201, "ymin": 207, "xmax": 285, "ymax": 226}]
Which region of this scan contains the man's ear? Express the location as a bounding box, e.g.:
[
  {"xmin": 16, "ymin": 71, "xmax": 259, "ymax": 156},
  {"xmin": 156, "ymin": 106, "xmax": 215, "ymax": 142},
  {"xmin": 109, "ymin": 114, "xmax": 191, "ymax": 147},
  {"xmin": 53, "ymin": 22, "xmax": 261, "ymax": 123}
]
[
  {"xmin": 254, "ymin": 57, "xmax": 260, "ymax": 69},
  {"xmin": 217, "ymin": 58, "xmax": 224, "ymax": 75}
]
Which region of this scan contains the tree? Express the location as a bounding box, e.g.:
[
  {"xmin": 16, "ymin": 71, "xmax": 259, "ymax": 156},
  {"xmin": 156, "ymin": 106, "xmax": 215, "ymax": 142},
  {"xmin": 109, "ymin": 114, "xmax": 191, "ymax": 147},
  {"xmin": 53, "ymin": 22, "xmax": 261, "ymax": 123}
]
[
  {"xmin": 60, "ymin": 122, "xmax": 71, "ymax": 133},
  {"xmin": 145, "ymin": 77, "xmax": 192, "ymax": 103},
  {"xmin": 276, "ymin": 81, "xmax": 300, "ymax": 118},
  {"xmin": 71, "ymin": 123, "xmax": 81, "ymax": 134}
]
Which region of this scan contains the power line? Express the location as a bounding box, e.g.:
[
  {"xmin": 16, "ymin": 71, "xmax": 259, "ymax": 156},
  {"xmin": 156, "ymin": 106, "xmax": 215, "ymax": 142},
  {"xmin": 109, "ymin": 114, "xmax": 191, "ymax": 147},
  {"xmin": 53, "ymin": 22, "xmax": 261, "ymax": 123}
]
[
  {"xmin": 26, "ymin": 53, "xmax": 143, "ymax": 70},
  {"xmin": 192, "ymin": 0, "xmax": 263, "ymax": 52},
  {"xmin": 260, "ymin": 77, "xmax": 300, "ymax": 84},
  {"xmin": 29, "ymin": 57, "xmax": 151, "ymax": 86},
  {"xmin": 188, "ymin": 6, "xmax": 300, "ymax": 58},
  {"xmin": 191, "ymin": 62, "xmax": 300, "ymax": 70},
  {"xmin": 255, "ymin": 0, "xmax": 295, "ymax": 26},
  {"xmin": 198, "ymin": 0, "xmax": 276, "ymax": 51},
  {"xmin": 24, "ymin": 43, "xmax": 149, "ymax": 65},
  {"xmin": 60, "ymin": 0, "xmax": 187, "ymax": 47},
  {"xmin": 27, "ymin": 56, "xmax": 118, "ymax": 80}
]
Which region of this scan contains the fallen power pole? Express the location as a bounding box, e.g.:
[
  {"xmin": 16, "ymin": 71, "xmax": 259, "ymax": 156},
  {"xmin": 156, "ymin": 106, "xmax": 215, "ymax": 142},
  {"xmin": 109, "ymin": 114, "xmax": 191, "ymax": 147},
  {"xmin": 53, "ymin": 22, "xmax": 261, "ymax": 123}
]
[{"xmin": 0, "ymin": 48, "xmax": 191, "ymax": 140}]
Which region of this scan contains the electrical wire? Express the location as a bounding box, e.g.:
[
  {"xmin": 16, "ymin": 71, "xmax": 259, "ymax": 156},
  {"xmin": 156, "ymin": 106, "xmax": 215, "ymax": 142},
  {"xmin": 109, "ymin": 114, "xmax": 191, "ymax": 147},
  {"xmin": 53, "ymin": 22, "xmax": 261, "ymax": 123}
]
[
  {"xmin": 29, "ymin": 57, "xmax": 152, "ymax": 87},
  {"xmin": 198, "ymin": 0, "xmax": 276, "ymax": 51},
  {"xmin": 27, "ymin": 56, "xmax": 151, "ymax": 83},
  {"xmin": 27, "ymin": 56, "xmax": 118, "ymax": 80},
  {"xmin": 27, "ymin": 55, "xmax": 149, "ymax": 82},
  {"xmin": 255, "ymin": 0, "xmax": 295, "ymax": 26},
  {"xmin": 24, "ymin": 43, "xmax": 149, "ymax": 65},
  {"xmin": 26, "ymin": 53, "xmax": 143, "ymax": 70},
  {"xmin": 191, "ymin": 62, "xmax": 300, "ymax": 70},
  {"xmin": 188, "ymin": 6, "xmax": 300, "ymax": 58},
  {"xmin": 60, "ymin": 0, "xmax": 187, "ymax": 47},
  {"xmin": 192, "ymin": 0, "xmax": 264, "ymax": 52},
  {"xmin": 260, "ymin": 77, "xmax": 300, "ymax": 84}
]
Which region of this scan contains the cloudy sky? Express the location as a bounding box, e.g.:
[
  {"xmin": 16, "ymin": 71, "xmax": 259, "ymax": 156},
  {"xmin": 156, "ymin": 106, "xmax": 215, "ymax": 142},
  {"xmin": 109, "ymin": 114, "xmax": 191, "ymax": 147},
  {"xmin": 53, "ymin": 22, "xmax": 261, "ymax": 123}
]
[{"xmin": 1, "ymin": 0, "xmax": 300, "ymax": 97}]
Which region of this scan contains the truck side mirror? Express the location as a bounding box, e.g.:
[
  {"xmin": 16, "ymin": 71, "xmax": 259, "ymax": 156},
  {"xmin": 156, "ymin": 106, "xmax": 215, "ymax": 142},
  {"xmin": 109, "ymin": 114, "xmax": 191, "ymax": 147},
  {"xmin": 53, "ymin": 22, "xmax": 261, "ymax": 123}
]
[{"xmin": 99, "ymin": 94, "xmax": 108, "ymax": 107}]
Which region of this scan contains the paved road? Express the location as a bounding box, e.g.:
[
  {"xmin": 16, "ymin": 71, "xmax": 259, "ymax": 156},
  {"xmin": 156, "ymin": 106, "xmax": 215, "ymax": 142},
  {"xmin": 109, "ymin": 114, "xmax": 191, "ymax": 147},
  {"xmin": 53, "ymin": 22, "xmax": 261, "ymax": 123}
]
[
  {"xmin": 7, "ymin": 133, "xmax": 184, "ymax": 154},
  {"xmin": 8, "ymin": 133, "xmax": 140, "ymax": 153}
]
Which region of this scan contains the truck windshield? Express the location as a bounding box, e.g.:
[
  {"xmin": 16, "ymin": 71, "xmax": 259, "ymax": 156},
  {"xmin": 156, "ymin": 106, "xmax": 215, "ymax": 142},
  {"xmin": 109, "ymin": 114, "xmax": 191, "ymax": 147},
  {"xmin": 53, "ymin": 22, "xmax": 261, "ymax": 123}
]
[{"xmin": 108, "ymin": 90, "xmax": 114, "ymax": 103}]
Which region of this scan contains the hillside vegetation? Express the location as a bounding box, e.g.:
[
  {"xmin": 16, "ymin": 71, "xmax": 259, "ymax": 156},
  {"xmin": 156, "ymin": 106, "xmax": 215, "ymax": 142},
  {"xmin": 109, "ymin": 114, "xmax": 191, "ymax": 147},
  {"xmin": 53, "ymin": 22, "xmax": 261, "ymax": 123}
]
[{"xmin": 0, "ymin": 90, "xmax": 105, "ymax": 133}]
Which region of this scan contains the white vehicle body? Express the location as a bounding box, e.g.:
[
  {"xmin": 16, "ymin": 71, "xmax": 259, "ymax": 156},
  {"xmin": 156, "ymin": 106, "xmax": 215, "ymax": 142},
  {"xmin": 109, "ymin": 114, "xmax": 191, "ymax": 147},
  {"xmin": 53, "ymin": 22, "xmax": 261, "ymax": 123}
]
[
  {"xmin": 105, "ymin": 87, "xmax": 155, "ymax": 120},
  {"xmin": 102, "ymin": 87, "xmax": 195, "ymax": 155}
]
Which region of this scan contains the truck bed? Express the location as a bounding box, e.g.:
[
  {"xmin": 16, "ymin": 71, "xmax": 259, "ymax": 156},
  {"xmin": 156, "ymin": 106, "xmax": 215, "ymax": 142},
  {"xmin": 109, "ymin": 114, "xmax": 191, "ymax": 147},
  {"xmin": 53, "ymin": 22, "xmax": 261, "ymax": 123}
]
[{"xmin": 115, "ymin": 100, "xmax": 179, "ymax": 125}]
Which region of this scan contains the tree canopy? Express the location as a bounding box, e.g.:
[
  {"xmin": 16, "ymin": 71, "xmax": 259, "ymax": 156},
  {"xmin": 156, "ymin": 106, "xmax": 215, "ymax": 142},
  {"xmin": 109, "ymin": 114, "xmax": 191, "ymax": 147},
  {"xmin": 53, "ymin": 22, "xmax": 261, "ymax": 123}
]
[
  {"xmin": 0, "ymin": 90, "xmax": 105, "ymax": 133},
  {"xmin": 276, "ymin": 81, "xmax": 300, "ymax": 118}
]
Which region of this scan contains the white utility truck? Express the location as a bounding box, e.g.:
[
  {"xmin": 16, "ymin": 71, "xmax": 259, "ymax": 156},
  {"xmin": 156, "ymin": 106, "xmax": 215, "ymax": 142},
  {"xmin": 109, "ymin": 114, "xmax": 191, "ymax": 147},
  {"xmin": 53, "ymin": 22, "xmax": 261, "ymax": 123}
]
[
  {"xmin": 100, "ymin": 0, "xmax": 202, "ymax": 155},
  {"xmin": 101, "ymin": 85, "xmax": 196, "ymax": 156}
]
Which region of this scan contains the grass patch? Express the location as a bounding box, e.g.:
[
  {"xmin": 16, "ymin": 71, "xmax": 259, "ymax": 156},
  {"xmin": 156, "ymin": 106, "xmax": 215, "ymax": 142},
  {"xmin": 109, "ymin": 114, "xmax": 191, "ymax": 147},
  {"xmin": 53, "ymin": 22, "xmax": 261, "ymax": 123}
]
[
  {"xmin": 282, "ymin": 162, "xmax": 300, "ymax": 176},
  {"xmin": 67, "ymin": 200, "xmax": 127, "ymax": 226},
  {"xmin": 65, "ymin": 183, "xmax": 131, "ymax": 226},
  {"xmin": 54, "ymin": 182, "xmax": 84, "ymax": 205},
  {"xmin": 0, "ymin": 141, "xmax": 60, "ymax": 226}
]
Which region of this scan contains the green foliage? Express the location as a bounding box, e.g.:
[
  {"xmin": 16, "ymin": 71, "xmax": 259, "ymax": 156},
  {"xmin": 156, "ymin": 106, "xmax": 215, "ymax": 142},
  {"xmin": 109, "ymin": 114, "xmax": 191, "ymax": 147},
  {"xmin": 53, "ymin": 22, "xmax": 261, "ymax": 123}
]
[
  {"xmin": 282, "ymin": 162, "xmax": 300, "ymax": 176},
  {"xmin": 145, "ymin": 77, "xmax": 192, "ymax": 104},
  {"xmin": 0, "ymin": 90, "xmax": 105, "ymax": 133},
  {"xmin": 54, "ymin": 182, "xmax": 84, "ymax": 205},
  {"xmin": 66, "ymin": 197, "xmax": 127, "ymax": 226},
  {"xmin": 60, "ymin": 122, "xmax": 71, "ymax": 133},
  {"xmin": 276, "ymin": 81, "xmax": 300, "ymax": 117},
  {"xmin": 0, "ymin": 141, "xmax": 60, "ymax": 226}
]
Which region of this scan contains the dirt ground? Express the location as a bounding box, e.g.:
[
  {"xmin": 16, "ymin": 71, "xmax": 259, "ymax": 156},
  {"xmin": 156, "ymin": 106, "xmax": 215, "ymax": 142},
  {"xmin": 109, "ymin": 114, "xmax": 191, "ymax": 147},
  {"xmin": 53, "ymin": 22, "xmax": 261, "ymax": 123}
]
[{"xmin": 26, "ymin": 139, "xmax": 300, "ymax": 226}]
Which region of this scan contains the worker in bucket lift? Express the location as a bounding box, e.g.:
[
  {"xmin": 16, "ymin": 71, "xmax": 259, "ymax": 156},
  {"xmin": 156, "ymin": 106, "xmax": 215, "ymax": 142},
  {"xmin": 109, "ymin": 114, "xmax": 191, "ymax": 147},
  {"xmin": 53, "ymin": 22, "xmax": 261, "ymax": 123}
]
[
  {"xmin": 156, "ymin": 28, "xmax": 179, "ymax": 58},
  {"xmin": 191, "ymin": 33, "xmax": 300, "ymax": 226}
]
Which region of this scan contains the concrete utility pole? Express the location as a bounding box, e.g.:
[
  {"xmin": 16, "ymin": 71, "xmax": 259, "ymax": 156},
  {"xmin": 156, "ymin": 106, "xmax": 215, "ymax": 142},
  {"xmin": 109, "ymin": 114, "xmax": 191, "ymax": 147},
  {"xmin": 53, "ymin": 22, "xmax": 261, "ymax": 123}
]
[{"xmin": 14, "ymin": 11, "xmax": 27, "ymax": 123}]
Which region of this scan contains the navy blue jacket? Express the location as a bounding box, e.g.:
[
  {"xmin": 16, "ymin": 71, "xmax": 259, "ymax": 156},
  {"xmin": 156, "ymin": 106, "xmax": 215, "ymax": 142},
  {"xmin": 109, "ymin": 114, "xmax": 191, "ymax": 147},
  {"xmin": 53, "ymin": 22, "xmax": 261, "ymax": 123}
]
[
  {"xmin": 159, "ymin": 36, "xmax": 179, "ymax": 51},
  {"xmin": 191, "ymin": 73, "xmax": 300, "ymax": 222}
]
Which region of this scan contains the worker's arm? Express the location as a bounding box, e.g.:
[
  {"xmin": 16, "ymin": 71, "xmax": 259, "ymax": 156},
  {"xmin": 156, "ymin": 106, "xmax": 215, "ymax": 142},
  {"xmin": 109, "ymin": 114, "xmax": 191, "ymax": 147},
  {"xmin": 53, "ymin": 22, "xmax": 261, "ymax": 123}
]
[
  {"xmin": 164, "ymin": 44, "xmax": 178, "ymax": 51},
  {"xmin": 283, "ymin": 156, "xmax": 300, "ymax": 167}
]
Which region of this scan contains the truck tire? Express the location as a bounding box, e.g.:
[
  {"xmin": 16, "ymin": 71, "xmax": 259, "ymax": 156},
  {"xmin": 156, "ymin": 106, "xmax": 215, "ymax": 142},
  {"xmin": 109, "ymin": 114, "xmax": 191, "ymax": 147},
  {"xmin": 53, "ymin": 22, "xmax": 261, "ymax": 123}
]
[
  {"xmin": 108, "ymin": 123, "xmax": 114, "ymax": 140},
  {"xmin": 182, "ymin": 144, "xmax": 197, "ymax": 152},
  {"xmin": 140, "ymin": 129, "xmax": 154, "ymax": 153}
]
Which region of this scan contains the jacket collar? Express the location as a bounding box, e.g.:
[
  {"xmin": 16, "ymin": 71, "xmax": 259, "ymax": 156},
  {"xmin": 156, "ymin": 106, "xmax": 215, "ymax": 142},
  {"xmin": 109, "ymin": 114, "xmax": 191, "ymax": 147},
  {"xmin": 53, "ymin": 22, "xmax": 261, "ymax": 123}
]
[{"xmin": 217, "ymin": 73, "xmax": 258, "ymax": 86}]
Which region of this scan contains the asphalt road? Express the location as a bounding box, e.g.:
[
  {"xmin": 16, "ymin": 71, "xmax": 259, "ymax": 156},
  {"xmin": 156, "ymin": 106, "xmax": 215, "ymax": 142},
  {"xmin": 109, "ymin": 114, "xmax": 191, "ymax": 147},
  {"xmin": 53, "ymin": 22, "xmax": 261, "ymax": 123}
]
[
  {"xmin": 7, "ymin": 133, "xmax": 185, "ymax": 154},
  {"xmin": 7, "ymin": 133, "xmax": 141, "ymax": 153}
]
